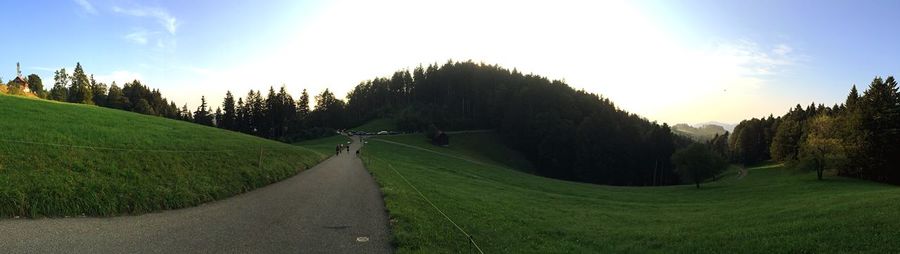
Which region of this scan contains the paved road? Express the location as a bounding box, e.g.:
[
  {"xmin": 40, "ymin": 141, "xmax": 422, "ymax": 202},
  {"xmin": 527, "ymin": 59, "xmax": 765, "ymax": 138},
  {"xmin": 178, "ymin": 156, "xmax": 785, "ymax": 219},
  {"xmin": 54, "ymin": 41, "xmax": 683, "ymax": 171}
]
[{"xmin": 0, "ymin": 136, "xmax": 391, "ymax": 254}]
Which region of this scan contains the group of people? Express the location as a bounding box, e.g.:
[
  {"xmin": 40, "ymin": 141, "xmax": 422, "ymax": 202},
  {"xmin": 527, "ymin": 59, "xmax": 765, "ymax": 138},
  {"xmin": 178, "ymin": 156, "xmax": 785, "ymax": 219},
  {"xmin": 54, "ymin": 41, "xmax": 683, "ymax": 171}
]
[
  {"xmin": 335, "ymin": 143, "xmax": 350, "ymax": 155},
  {"xmin": 336, "ymin": 142, "xmax": 360, "ymax": 156}
]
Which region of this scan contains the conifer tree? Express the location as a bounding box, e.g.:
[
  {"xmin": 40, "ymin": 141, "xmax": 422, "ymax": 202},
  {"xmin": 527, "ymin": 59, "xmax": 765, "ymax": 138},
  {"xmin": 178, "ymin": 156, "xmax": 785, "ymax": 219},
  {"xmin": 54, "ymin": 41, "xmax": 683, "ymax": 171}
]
[
  {"xmin": 193, "ymin": 96, "xmax": 213, "ymax": 126},
  {"xmin": 221, "ymin": 91, "xmax": 237, "ymax": 130},
  {"xmin": 49, "ymin": 68, "xmax": 69, "ymax": 101},
  {"xmin": 67, "ymin": 62, "xmax": 93, "ymax": 104}
]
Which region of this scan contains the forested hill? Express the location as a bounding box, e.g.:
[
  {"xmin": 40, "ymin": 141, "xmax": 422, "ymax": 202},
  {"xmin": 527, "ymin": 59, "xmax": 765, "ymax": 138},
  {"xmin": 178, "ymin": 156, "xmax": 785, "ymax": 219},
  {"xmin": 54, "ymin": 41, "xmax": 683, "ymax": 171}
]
[
  {"xmin": 729, "ymin": 76, "xmax": 900, "ymax": 184},
  {"xmin": 345, "ymin": 61, "xmax": 688, "ymax": 186}
]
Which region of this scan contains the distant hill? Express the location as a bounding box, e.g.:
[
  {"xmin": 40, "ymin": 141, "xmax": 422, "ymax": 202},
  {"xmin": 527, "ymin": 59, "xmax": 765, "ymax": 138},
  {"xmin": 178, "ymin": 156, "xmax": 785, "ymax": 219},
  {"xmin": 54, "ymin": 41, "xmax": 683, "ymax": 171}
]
[
  {"xmin": 695, "ymin": 121, "xmax": 736, "ymax": 132},
  {"xmin": 672, "ymin": 123, "xmax": 727, "ymax": 141}
]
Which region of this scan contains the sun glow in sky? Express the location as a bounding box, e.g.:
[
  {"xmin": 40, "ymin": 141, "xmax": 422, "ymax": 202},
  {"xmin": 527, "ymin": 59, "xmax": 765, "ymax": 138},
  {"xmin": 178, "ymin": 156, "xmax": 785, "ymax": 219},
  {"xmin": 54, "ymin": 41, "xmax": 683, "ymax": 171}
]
[{"xmin": 4, "ymin": 0, "xmax": 900, "ymax": 125}]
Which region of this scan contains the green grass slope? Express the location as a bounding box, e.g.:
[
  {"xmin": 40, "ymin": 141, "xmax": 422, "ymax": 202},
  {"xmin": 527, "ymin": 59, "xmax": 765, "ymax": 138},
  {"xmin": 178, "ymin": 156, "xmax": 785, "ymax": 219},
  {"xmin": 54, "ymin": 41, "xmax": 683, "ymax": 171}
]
[
  {"xmin": 0, "ymin": 94, "xmax": 337, "ymax": 217},
  {"xmin": 352, "ymin": 118, "xmax": 397, "ymax": 132},
  {"xmin": 362, "ymin": 133, "xmax": 900, "ymax": 253},
  {"xmin": 374, "ymin": 132, "xmax": 534, "ymax": 173}
]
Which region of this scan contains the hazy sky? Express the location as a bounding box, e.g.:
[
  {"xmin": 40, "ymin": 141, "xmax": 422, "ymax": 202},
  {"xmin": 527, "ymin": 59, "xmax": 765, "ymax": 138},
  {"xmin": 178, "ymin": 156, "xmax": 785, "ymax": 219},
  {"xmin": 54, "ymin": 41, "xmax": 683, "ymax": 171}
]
[{"xmin": 3, "ymin": 0, "xmax": 899, "ymax": 125}]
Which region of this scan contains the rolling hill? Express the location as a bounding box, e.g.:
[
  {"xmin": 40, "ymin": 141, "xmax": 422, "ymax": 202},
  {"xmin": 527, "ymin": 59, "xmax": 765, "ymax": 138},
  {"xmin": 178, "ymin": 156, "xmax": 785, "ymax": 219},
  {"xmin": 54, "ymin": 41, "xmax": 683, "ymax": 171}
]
[
  {"xmin": 672, "ymin": 123, "xmax": 728, "ymax": 141},
  {"xmin": 361, "ymin": 132, "xmax": 900, "ymax": 253},
  {"xmin": 0, "ymin": 94, "xmax": 333, "ymax": 217}
]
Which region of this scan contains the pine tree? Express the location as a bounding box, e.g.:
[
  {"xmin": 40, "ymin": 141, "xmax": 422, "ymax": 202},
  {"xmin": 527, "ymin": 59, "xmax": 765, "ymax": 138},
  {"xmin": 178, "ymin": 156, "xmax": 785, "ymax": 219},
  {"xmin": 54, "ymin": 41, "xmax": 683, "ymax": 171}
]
[
  {"xmin": 90, "ymin": 74, "xmax": 108, "ymax": 106},
  {"xmin": 263, "ymin": 87, "xmax": 278, "ymax": 137},
  {"xmin": 49, "ymin": 68, "xmax": 69, "ymax": 101},
  {"xmin": 859, "ymin": 76, "xmax": 900, "ymax": 182},
  {"xmin": 246, "ymin": 90, "xmax": 265, "ymax": 134},
  {"xmin": 236, "ymin": 97, "xmax": 248, "ymax": 133},
  {"xmin": 846, "ymin": 85, "xmax": 859, "ymax": 109},
  {"xmin": 105, "ymin": 82, "xmax": 130, "ymax": 109},
  {"xmin": 221, "ymin": 91, "xmax": 237, "ymax": 130},
  {"xmin": 296, "ymin": 88, "xmax": 310, "ymax": 128},
  {"xmin": 273, "ymin": 86, "xmax": 296, "ymax": 138},
  {"xmin": 194, "ymin": 96, "xmax": 213, "ymax": 126},
  {"xmin": 181, "ymin": 104, "xmax": 193, "ymax": 122},
  {"xmin": 214, "ymin": 107, "xmax": 222, "ymax": 127},
  {"xmin": 67, "ymin": 62, "xmax": 93, "ymax": 104},
  {"xmin": 133, "ymin": 99, "xmax": 155, "ymax": 115}
]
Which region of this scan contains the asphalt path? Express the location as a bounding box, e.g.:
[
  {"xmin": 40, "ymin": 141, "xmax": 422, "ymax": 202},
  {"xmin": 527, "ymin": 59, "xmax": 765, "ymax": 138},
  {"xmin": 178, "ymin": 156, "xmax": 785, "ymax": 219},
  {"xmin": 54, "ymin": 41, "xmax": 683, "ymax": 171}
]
[{"xmin": 0, "ymin": 136, "xmax": 391, "ymax": 254}]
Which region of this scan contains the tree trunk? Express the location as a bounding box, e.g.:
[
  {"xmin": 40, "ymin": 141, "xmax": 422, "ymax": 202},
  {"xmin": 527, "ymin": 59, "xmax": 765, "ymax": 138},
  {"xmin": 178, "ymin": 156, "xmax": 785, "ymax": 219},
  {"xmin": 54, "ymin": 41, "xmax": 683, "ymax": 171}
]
[
  {"xmin": 817, "ymin": 168, "xmax": 823, "ymax": 180},
  {"xmin": 695, "ymin": 182, "xmax": 700, "ymax": 189}
]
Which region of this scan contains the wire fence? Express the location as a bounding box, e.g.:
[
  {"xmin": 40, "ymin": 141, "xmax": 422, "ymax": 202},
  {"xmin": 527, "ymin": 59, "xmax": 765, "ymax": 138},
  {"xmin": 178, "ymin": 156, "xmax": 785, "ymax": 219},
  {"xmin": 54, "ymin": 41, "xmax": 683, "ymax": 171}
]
[{"xmin": 386, "ymin": 163, "xmax": 485, "ymax": 254}]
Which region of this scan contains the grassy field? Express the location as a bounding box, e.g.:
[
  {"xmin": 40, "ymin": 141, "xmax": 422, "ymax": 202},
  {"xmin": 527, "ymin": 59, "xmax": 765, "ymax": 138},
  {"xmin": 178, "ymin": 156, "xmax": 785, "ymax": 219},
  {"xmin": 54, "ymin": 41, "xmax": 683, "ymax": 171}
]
[
  {"xmin": 293, "ymin": 134, "xmax": 350, "ymax": 155},
  {"xmin": 362, "ymin": 133, "xmax": 900, "ymax": 253},
  {"xmin": 0, "ymin": 94, "xmax": 332, "ymax": 217},
  {"xmin": 351, "ymin": 118, "xmax": 397, "ymax": 132}
]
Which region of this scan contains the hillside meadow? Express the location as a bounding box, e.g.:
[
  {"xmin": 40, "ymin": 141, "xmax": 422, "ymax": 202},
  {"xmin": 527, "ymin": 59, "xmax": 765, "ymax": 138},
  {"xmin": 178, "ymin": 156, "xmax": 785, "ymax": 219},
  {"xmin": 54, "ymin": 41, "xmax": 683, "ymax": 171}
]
[
  {"xmin": 0, "ymin": 94, "xmax": 337, "ymax": 217},
  {"xmin": 362, "ymin": 133, "xmax": 900, "ymax": 253}
]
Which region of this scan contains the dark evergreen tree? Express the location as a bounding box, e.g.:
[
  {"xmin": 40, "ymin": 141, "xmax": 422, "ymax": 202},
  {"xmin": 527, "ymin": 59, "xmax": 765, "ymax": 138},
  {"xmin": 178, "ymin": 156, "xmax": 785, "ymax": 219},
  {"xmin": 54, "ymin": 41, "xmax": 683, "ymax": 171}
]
[
  {"xmin": 311, "ymin": 88, "xmax": 346, "ymax": 129},
  {"xmin": 193, "ymin": 96, "xmax": 214, "ymax": 126},
  {"xmin": 236, "ymin": 97, "xmax": 248, "ymax": 133},
  {"xmin": 221, "ymin": 91, "xmax": 237, "ymax": 130},
  {"xmin": 89, "ymin": 75, "xmax": 108, "ymax": 106},
  {"xmin": 133, "ymin": 98, "xmax": 154, "ymax": 115},
  {"xmin": 49, "ymin": 68, "xmax": 68, "ymax": 101},
  {"xmin": 213, "ymin": 107, "xmax": 222, "ymax": 127},
  {"xmin": 67, "ymin": 62, "xmax": 93, "ymax": 104},
  {"xmin": 181, "ymin": 104, "xmax": 193, "ymax": 122},
  {"xmin": 105, "ymin": 82, "xmax": 129, "ymax": 110}
]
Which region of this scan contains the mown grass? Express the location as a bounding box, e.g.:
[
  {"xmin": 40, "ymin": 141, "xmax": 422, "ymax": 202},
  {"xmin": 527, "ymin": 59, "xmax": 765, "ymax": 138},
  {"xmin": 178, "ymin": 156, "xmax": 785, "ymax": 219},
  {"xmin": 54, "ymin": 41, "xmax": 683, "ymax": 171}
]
[
  {"xmin": 0, "ymin": 94, "xmax": 330, "ymax": 217},
  {"xmin": 362, "ymin": 133, "xmax": 900, "ymax": 253},
  {"xmin": 293, "ymin": 134, "xmax": 350, "ymax": 156},
  {"xmin": 351, "ymin": 118, "xmax": 397, "ymax": 132}
]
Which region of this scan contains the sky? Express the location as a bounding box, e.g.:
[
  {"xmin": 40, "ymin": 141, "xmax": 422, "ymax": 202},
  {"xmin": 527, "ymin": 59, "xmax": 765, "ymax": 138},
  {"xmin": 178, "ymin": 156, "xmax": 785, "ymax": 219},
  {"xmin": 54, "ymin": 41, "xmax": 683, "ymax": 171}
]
[{"xmin": 2, "ymin": 0, "xmax": 899, "ymax": 125}]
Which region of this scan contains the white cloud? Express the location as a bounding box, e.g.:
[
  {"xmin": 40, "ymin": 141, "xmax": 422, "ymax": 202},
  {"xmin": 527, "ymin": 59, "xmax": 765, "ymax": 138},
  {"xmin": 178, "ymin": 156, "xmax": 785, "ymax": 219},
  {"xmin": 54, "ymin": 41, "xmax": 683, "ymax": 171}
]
[
  {"xmin": 124, "ymin": 30, "xmax": 149, "ymax": 45},
  {"xmin": 29, "ymin": 66, "xmax": 59, "ymax": 72},
  {"xmin": 112, "ymin": 6, "xmax": 178, "ymax": 35},
  {"xmin": 773, "ymin": 44, "xmax": 793, "ymax": 56},
  {"xmin": 73, "ymin": 0, "xmax": 97, "ymax": 14}
]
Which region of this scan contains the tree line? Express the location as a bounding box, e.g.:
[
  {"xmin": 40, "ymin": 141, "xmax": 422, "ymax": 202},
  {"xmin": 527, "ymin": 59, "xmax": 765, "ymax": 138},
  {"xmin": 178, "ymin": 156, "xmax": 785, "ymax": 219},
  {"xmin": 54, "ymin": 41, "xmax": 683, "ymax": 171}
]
[
  {"xmin": 343, "ymin": 61, "xmax": 692, "ymax": 186},
  {"xmin": 207, "ymin": 87, "xmax": 342, "ymax": 141},
  {"xmin": 8, "ymin": 62, "xmax": 188, "ymax": 120},
  {"xmin": 729, "ymin": 77, "xmax": 900, "ymax": 184},
  {"xmin": 11, "ymin": 62, "xmax": 340, "ymax": 142}
]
